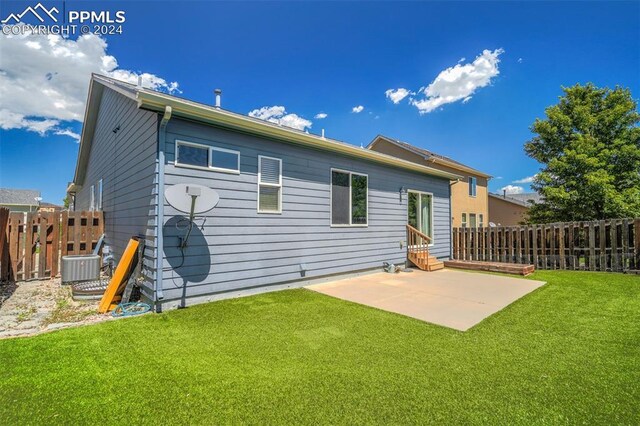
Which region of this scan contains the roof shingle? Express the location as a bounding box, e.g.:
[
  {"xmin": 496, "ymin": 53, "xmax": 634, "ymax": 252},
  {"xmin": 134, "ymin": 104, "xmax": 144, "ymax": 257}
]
[{"xmin": 0, "ymin": 188, "xmax": 41, "ymax": 206}]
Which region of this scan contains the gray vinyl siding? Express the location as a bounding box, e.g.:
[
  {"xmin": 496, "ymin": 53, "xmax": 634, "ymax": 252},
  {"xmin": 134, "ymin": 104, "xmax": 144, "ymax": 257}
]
[
  {"xmin": 160, "ymin": 118, "xmax": 451, "ymax": 304},
  {"xmin": 74, "ymin": 88, "xmax": 158, "ymax": 296}
]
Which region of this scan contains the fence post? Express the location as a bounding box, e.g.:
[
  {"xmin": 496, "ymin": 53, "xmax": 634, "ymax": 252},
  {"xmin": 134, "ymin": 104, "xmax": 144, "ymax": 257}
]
[
  {"xmin": 610, "ymin": 220, "xmax": 618, "ymax": 272},
  {"xmin": 558, "ymin": 224, "xmax": 565, "ymax": 270},
  {"xmin": 482, "ymin": 226, "xmax": 491, "ymax": 262},
  {"xmin": 635, "ymin": 219, "xmax": 640, "ymax": 270},
  {"xmin": 532, "ymin": 226, "xmax": 538, "ymax": 268},
  {"xmin": 50, "ymin": 211, "xmax": 61, "ymax": 277},
  {"xmin": 621, "ymin": 219, "xmax": 629, "ymax": 271},
  {"xmin": 598, "ymin": 220, "xmax": 606, "ymax": 271}
]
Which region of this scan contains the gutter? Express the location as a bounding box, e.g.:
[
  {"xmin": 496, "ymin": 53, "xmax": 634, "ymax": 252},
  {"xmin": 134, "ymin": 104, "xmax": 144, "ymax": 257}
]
[
  {"xmin": 134, "ymin": 90, "xmax": 463, "ymax": 181},
  {"xmin": 155, "ymin": 106, "xmax": 172, "ymax": 311}
]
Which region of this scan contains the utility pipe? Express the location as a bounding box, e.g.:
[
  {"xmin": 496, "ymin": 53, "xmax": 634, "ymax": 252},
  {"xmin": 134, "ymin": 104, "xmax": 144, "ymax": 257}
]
[{"xmin": 155, "ymin": 105, "xmax": 172, "ymax": 311}]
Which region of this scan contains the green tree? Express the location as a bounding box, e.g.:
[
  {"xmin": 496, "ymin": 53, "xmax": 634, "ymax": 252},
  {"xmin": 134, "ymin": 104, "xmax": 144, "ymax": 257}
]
[
  {"xmin": 524, "ymin": 83, "xmax": 640, "ymax": 223},
  {"xmin": 63, "ymin": 195, "xmax": 70, "ymax": 209}
]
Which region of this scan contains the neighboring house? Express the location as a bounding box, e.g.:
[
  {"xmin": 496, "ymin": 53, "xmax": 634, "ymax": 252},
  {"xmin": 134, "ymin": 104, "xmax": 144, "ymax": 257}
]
[
  {"xmin": 367, "ymin": 135, "xmax": 491, "ymax": 229},
  {"xmin": 488, "ymin": 192, "xmax": 536, "ymax": 225},
  {"xmin": 502, "ymin": 192, "xmax": 543, "ymax": 206},
  {"xmin": 39, "ymin": 202, "xmax": 63, "ymax": 213},
  {"xmin": 0, "ymin": 188, "xmax": 41, "ymax": 212},
  {"xmin": 68, "ymin": 75, "xmax": 461, "ymax": 311}
]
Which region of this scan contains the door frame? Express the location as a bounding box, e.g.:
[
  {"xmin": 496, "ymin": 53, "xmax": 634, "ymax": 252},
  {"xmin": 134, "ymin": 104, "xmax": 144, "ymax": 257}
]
[{"xmin": 407, "ymin": 189, "xmax": 434, "ymax": 247}]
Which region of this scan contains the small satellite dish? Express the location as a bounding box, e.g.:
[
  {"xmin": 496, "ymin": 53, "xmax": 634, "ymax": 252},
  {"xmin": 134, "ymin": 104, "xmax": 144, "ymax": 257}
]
[{"xmin": 165, "ymin": 184, "xmax": 219, "ymax": 215}]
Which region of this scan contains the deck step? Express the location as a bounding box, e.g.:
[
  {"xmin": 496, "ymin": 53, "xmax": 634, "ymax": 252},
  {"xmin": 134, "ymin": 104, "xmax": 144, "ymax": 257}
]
[
  {"xmin": 443, "ymin": 260, "xmax": 534, "ymax": 276},
  {"xmin": 407, "ymin": 254, "xmax": 444, "ymax": 272},
  {"xmin": 427, "ymin": 261, "xmax": 444, "ymax": 271}
]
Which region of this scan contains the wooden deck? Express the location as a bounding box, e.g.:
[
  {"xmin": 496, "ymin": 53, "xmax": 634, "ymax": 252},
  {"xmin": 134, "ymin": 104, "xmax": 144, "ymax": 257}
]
[{"xmin": 443, "ymin": 260, "xmax": 535, "ymax": 276}]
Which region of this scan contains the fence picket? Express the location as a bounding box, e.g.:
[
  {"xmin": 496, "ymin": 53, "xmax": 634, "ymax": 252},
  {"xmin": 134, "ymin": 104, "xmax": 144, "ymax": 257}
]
[
  {"xmin": 558, "ymin": 224, "xmax": 565, "ymax": 270},
  {"xmin": 450, "ymin": 217, "xmax": 638, "ymax": 273},
  {"xmin": 610, "ymin": 220, "xmax": 618, "ymax": 272},
  {"xmin": 635, "ymin": 219, "xmax": 640, "ymax": 270}
]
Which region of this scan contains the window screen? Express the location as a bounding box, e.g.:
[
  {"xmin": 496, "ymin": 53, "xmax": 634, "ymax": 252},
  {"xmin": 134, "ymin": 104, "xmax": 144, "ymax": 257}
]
[
  {"xmin": 351, "ymin": 174, "xmax": 368, "ymax": 225},
  {"xmin": 331, "ymin": 170, "xmax": 367, "ymax": 226},
  {"xmin": 331, "ymin": 171, "xmax": 350, "ymax": 225},
  {"xmin": 258, "ymin": 156, "xmax": 282, "ymax": 213},
  {"xmin": 177, "ymin": 143, "xmax": 208, "ymax": 168}
]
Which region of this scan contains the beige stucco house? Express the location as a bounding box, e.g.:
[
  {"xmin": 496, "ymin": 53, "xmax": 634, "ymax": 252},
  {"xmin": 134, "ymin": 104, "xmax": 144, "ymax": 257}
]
[
  {"xmin": 488, "ymin": 192, "xmax": 542, "ymax": 225},
  {"xmin": 367, "ymin": 135, "xmax": 491, "ymax": 228}
]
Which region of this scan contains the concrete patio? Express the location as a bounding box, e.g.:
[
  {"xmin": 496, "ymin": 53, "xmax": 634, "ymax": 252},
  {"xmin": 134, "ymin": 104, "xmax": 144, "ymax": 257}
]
[{"xmin": 306, "ymin": 269, "xmax": 545, "ymax": 331}]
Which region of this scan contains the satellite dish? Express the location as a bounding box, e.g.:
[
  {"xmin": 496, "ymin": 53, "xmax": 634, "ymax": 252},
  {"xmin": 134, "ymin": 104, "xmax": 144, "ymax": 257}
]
[{"xmin": 165, "ymin": 184, "xmax": 219, "ymax": 215}]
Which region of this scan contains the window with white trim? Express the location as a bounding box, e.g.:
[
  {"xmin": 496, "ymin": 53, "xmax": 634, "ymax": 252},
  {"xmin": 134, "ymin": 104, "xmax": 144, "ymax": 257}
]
[
  {"xmin": 97, "ymin": 179, "xmax": 103, "ymax": 211},
  {"xmin": 175, "ymin": 140, "xmax": 240, "ymax": 174},
  {"xmin": 331, "ymin": 169, "xmax": 368, "ymax": 226},
  {"xmin": 258, "ymin": 156, "xmax": 282, "ymax": 213},
  {"xmin": 461, "ymin": 213, "xmax": 467, "ymax": 228},
  {"xmin": 89, "ymin": 185, "xmax": 95, "ymax": 211},
  {"xmin": 469, "ymin": 176, "xmax": 477, "ymax": 197},
  {"xmin": 479, "ymin": 213, "xmax": 484, "ymax": 228}
]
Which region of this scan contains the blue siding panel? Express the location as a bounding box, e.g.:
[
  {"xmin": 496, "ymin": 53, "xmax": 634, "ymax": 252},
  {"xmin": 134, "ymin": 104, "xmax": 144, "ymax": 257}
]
[
  {"xmin": 160, "ymin": 118, "xmax": 451, "ymax": 306},
  {"xmin": 74, "ymin": 88, "xmax": 158, "ymax": 297}
]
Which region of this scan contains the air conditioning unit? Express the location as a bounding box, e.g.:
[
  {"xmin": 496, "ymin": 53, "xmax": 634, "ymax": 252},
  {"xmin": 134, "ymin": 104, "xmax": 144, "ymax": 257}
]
[{"xmin": 61, "ymin": 255, "xmax": 101, "ymax": 284}]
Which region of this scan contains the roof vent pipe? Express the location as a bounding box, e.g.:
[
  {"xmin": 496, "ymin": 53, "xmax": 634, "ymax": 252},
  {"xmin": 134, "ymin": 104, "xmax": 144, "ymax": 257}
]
[
  {"xmin": 214, "ymin": 89, "xmax": 222, "ymax": 108},
  {"xmin": 503, "ymin": 189, "xmax": 506, "ymax": 198},
  {"xmin": 321, "ymin": 129, "xmax": 325, "ymax": 139},
  {"xmin": 137, "ymin": 75, "xmax": 143, "ymax": 88}
]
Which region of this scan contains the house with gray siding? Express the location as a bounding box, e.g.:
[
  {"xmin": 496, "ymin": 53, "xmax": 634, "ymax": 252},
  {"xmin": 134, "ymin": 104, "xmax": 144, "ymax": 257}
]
[
  {"xmin": 69, "ymin": 75, "xmax": 461, "ymax": 311},
  {"xmin": 0, "ymin": 188, "xmax": 41, "ymax": 212}
]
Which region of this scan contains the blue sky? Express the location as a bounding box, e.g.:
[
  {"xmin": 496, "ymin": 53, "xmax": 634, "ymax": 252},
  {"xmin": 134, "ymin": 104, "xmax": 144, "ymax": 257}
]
[{"xmin": 1, "ymin": 0, "xmax": 639, "ymax": 204}]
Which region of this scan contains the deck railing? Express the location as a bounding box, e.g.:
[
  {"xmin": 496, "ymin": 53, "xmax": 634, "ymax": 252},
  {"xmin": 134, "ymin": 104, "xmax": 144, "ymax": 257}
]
[{"xmin": 406, "ymin": 224, "xmax": 431, "ymax": 270}]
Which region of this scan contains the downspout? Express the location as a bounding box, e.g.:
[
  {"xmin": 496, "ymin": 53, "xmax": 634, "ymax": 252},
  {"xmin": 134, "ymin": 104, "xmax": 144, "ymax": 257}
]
[{"xmin": 156, "ymin": 106, "xmax": 172, "ymax": 311}]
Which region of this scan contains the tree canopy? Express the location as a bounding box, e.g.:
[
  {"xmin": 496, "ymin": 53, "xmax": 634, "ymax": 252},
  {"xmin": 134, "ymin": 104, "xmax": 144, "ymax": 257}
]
[{"xmin": 524, "ymin": 83, "xmax": 640, "ymax": 223}]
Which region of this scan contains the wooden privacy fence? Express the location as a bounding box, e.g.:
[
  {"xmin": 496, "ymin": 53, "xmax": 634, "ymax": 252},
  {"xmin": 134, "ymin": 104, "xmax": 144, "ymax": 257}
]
[
  {"xmin": 452, "ymin": 218, "xmax": 640, "ymax": 272},
  {"xmin": 0, "ymin": 208, "xmax": 9, "ymax": 263},
  {"xmin": 0, "ymin": 211, "xmax": 104, "ymax": 282}
]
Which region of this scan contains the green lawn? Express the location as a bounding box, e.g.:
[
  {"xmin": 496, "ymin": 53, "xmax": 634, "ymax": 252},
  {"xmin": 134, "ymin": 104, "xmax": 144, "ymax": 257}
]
[{"xmin": 1, "ymin": 271, "xmax": 639, "ymax": 425}]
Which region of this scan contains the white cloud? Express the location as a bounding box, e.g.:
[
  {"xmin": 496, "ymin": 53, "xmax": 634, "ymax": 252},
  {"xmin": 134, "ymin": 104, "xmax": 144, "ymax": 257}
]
[
  {"xmin": 410, "ymin": 48, "xmax": 504, "ymax": 114},
  {"xmin": 0, "ymin": 28, "xmax": 179, "ymax": 140},
  {"xmin": 385, "ymin": 88, "xmax": 412, "ymax": 104},
  {"xmin": 314, "ymin": 113, "xmax": 328, "ymax": 119},
  {"xmin": 494, "ymin": 176, "xmax": 503, "ymax": 180},
  {"xmin": 513, "ymin": 175, "xmax": 536, "ymax": 184},
  {"xmin": 352, "ymin": 105, "xmax": 364, "ymax": 113},
  {"xmin": 54, "ymin": 128, "xmax": 81, "ymax": 141},
  {"xmin": 517, "ymin": 58, "xmax": 523, "ymax": 63},
  {"xmin": 248, "ymin": 105, "xmax": 312, "ymax": 131},
  {"xmin": 501, "ymin": 185, "xmax": 524, "ymax": 195}
]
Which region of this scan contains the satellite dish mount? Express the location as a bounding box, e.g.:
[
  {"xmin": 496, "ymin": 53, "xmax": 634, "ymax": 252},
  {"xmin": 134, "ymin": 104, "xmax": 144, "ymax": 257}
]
[{"xmin": 165, "ymin": 184, "xmax": 219, "ymax": 249}]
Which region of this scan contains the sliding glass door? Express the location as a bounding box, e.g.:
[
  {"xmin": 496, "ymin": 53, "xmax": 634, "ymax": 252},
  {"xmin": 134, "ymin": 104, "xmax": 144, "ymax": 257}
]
[{"xmin": 407, "ymin": 191, "xmax": 433, "ymax": 243}]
